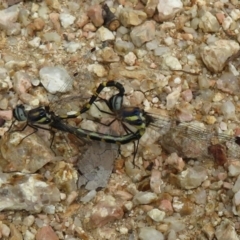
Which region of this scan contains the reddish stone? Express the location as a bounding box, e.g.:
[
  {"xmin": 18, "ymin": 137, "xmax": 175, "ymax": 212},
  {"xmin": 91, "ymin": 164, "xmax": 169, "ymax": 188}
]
[
  {"xmin": 36, "ymin": 226, "xmax": 59, "ymax": 240},
  {"xmin": 90, "ymin": 196, "xmax": 124, "ymax": 227},
  {"xmin": 87, "ymin": 5, "xmax": 104, "ymax": 27}
]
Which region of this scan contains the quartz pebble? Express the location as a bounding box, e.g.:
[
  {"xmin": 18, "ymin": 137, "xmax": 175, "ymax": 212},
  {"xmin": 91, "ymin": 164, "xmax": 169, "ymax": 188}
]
[
  {"xmin": 28, "ymin": 37, "xmax": 41, "ymax": 48},
  {"xmin": 76, "ymin": 13, "xmax": 89, "ymax": 28},
  {"xmin": 147, "ymin": 209, "xmax": 165, "ymax": 222},
  {"xmin": 162, "ymin": 55, "xmax": 182, "ymax": 70},
  {"xmin": 201, "ymin": 40, "xmax": 240, "ymax": 73},
  {"xmin": 130, "ymin": 21, "xmax": 156, "ymax": 47},
  {"xmin": 1, "ymin": 130, "xmax": 53, "ymax": 172},
  {"xmin": 96, "ymin": 26, "xmax": 115, "ymax": 41},
  {"xmin": 179, "ymin": 166, "xmax": 207, "ymax": 189},
  {"xmin": 24, "ymin": 230, "xmax": 35, "ymax": 240},
  {"xmin": 96, "ymin": 47, "xmax": 120, "ymax": 62},
  {"xmin": 13, "ymin": 71, "xmax": 32, "ymax": 95},
  {"xmin": 199, "ymin": 11, "xmax": 220, "ymax": 33},
  {"xmin": 114, "ymin": 40, "xmax": 135, "ymax": 56},
  {"xmin": 133, "ymin": 192, "xmax": 158, "ymax": 205},
  {"xmin": 0, "ymin": 5, "xmax": 19, "ymax": 30},
  {"xmin": 166, "ymin": 87, "xmax": 181, "ymax": 110},
  {"xmin": 139, "ymin": 227, "xmax": 164, "ymax": 240},
  {"xmin": 39, "ymin": 66, "xmax": 73, "ymax": 94},
  {"xmin": 0, "ymin": 223, "xmax": 10, "ymax": 238},
  {"xmin": 0, "ymin": 173, "xmax": 60, "ymax": 212},
  {"xmin": 119, "ymin": 8, "xmax": 147, "ymax": 27},
  {"xmin": 80, "ymin": 190, "xmax": 97, "ymax": 203},
  {"xmin": 88, "ymin": 63, "xmax": 107, "ymax": 77},
  {"xmin": 145, "ymin": 0, "xmax": 158, "ymax": 17},
  {"xmin": 63, "ymin": 41, "xmax": 81, "ymax": 53},
  {"xmin": 156, "ymin": 0, "xmax": 183, "ymax": 22},
  {"xmin": 124, "ymin": 52, "xmax": 137, "ymax": 66},
  {"xmin": 215, "ymin": 219, "xmax": 239, "ymax": 240},
  {"xmin": 221, "ymin": 100, "xmax": 236, "ymax": 120},
  {"xmin": 23, "ymin": 215, "xmax": 35, "ymax": 227},
  {"xmin": 228, "ymin": 162, "xmax": 240, "ymax": 177},
  {"xmin": 59, "ymin": 13, "xmax": 76, "ymax": 28}
]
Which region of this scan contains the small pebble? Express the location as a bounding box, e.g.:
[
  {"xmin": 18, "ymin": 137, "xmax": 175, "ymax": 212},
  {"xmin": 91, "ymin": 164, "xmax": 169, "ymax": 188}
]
[
  {"xmin": 59, "ymin": 13, "xmax": 76, "ymax": 28},
  {"xmin": 124, "ymin": 52, "xmax": 136, "ymax": 66},
  {"xmin": 139, "ymin": 227, "xmax": 164, "ymax": 240},
  {"xmin": 133, "ymin": 192, "xmax": 158, "ymax": 205},
  {"xmin": 147, "ymin": 209, "xmax": 166, "ymax": 222},
  {"xmin": 23, "ymin": 215, "xmax": 35, "ymax": 227}
]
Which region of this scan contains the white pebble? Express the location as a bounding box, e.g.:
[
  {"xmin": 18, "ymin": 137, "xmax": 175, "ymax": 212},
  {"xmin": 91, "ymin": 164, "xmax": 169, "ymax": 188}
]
[
  {"xmin": 221, "ymin": 100, "xmax": 236, "ymax": 119},
  {"xmin": 43, "ymin": 205, "xmax": 55, "ymax": 214},
  {"xmin": 139, "ymin": 227, "xmax": 164, "ymax": 240},
  {"xmin": 64, "ymin": 42, "xmax": 81, "ymax": 53},
  {"xmin": 147, "ymin": 209, "xmax": 165, "ymax": 222},
  {"xmin": 1, "ymin": 223, "xmax": 10, "ymax": 237},
  {"xmin": 133, "ymin": 192, "xmax": 157, "ymax": 205},
  {"xmin": 24, "ymin": 230, "xmax": 35, "ymax": 240},
  {"xmin": 23, "ymin": 215, "xmax": 35, "ymax": 227},
  {"xmin": 152, "ymin": 97, "xmax": 159, "ymax": 103},
  {"xmin": 28, "ymin": 37, "xmax": 41, "ymax": 48},
  {"xmin": 119, "ymin": 227, "xmax": 128, "ymax": 234},
  {"xmin": 174, "ymin": 77, "xmax": 181, "ymax": 84},
  {"xmin": 96, "ymin": 26, "xmax": 115, "ymax": 42},
  {"xmin": 124, "ymin": 52, "xmax": 137, "ymax": 66},
  {"xmin": 80, "ymin": 190, "xmax": 97, "ymax": 203},
  {"xmin": 163, "ymin": 55, "xmax": 182, "ymax": 70},
  {"xmin": 39, "ymin": 66, "xmax": 73, "ymax": 94},
  {"xmin": 60, "ymin": 13, "xmax": 76, "ymax": 28},
  {"xmin": 164, "ymin": 36, "xmax": 173, "ymax": 45},
  {"xmin": 230, "ymin": 9, "xmax": 240, "ymax": 21}
]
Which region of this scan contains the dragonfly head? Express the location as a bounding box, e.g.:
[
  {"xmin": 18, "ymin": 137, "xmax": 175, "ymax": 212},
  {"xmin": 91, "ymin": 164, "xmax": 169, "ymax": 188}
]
[{"xmin": 13, "ymin": 104, "xmax": 27, "ymax": 121}]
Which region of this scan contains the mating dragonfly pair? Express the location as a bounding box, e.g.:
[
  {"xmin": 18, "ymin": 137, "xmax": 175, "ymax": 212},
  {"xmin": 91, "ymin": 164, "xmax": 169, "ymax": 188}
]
[
  {"xmin": 12, "ymin": 80, "xmax": 240, "ymax": 165},
  {"xmin": 12, "ymin": 81, "xmax": 151, "ymax": 162}
]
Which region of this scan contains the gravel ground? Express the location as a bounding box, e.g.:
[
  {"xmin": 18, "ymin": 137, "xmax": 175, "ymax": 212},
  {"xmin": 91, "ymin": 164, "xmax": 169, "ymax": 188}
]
[{"xmin": 1, "ymin": 0, "xmax": 240, "ymax": 239}]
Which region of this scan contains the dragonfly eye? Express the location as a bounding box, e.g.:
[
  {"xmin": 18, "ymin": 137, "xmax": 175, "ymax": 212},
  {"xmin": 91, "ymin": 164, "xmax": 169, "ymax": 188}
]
[
  {"xmin": 109, "ymin": 94, "xmax": 123, "ymax": 111},
  {"xmin": 13, "ymin": 105, "xmax": 27, "ymax": 121}
]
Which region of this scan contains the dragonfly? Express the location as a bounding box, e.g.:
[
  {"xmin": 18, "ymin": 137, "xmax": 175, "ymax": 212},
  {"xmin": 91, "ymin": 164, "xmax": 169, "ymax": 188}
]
[
  {"xmin": 11, "ymin": 104, "xmax": 144, "ymax": 149},
  {"xmin": 9, "ymin": 81, "xmax": 150, "ymax": 163},
  {"xmin": 78, "ymin": 80, "xmax": 240, "ymax": 165}
]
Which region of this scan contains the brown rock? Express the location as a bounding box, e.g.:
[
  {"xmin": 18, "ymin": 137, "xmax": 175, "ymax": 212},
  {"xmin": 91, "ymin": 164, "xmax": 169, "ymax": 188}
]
[
  {"xmin": 130, "ymin": 21, "xmax": 156, "ymax": 47},
  {"xmin": 49, "ymin": 13, "xmax": 61, "ymax": 32},
  {"xmin": 33, "ymin": 18, "xmax": 45, "ymax": 31},
  {"xmin": 96, "ymin": 47, "xmax": 120, "ymax": 63},
  {"xmin": 119, "ymin": 8, "xmax": 147, "ymax": 27},
  {"xmin": 9, "ymin": 223, "xmax": 23, "ymax": 240},
  {"xmin": 201, "ymin": 40, "xmax": 240, "ymax": 73},
  {"xmin": 36, "ymin": 226, "xmax": 59, "ymax": 240},
  {"xmin": 145, "ymin": 0, "xmax": 158, "ymax": 17},
  {"xmin": 83, "ymin": 23, "xmax": 97, "ymax": 32},
  {"xmin": 76, "ymin": 13, "xmax": 89, "ymax": 28},
  {"xmin": 87, "ymin": 5, "xmax": 104, "ymax": 27},
  {"xmin": 90, "ymin": 196, "xmax": 124, "ymax": 227}
]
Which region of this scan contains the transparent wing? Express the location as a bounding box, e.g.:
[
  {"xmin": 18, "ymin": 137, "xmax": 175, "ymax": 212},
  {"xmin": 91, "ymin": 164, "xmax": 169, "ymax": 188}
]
[{"xmin": 141, "ymin": 112, "xmax": 240, "ymax": 161}]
